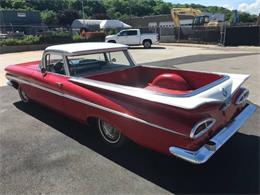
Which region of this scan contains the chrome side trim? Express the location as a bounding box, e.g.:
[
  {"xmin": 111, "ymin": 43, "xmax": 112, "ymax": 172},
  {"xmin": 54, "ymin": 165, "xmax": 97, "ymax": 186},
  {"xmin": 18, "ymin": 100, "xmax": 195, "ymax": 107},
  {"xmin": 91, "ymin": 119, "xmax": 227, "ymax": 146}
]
[
  {"xmin": 6, "ymin": 75, "xmax": 187, "ymax": 137},
  {"xmin": 190, "ymin": 118, "xmax": 216, "ymax": 139},
  {"xmin": 169, "ymin": 104, "xmax": 256, "ymax": 164}
]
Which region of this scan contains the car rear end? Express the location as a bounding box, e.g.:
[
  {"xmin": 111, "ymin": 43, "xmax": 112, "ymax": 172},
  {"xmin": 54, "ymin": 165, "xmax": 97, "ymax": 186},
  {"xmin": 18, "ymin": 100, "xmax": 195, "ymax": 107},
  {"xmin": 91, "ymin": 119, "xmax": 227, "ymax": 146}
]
[
  {"xmin": 68, "ymin": 66, "xmax": 255, "ymax": 164},
  {"xmin": 140, "ymin": 32, "xmax": 160, "ymax": 45},
  {"xmin": 168, "ymin": 75, "xmax": 256, "ymax": 164}
]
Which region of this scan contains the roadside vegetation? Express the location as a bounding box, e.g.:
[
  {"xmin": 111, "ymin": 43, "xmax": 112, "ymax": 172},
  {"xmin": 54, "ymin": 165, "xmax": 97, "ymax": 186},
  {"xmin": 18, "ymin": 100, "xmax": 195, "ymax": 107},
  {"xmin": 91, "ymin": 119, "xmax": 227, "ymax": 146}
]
[{"xmin": 0, "ymin": 32, "xmax": 105, "ymax": 46}]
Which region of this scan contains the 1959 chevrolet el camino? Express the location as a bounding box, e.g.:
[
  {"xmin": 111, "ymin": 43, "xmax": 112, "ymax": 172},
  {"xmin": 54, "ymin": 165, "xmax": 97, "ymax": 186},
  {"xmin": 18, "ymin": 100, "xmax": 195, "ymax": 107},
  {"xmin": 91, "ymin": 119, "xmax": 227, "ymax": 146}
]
[{"xmin": 5, "ymin": 42, "xmax": 256, "ymax": 164}]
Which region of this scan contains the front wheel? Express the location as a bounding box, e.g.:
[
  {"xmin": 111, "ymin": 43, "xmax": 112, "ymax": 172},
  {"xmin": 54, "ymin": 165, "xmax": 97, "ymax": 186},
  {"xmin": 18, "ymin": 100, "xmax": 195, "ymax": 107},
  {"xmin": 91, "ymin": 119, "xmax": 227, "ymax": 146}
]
[
  {"xmin": 108, "ymin": 40, "xmax": 116, "ymax": 43},
  {"xmin": 18, "ymin": 86, "xmax": 30, "ymax": 103},
  {"xmin": 98, "ymin": 118, "xmax": 127, "ymax": 147}
]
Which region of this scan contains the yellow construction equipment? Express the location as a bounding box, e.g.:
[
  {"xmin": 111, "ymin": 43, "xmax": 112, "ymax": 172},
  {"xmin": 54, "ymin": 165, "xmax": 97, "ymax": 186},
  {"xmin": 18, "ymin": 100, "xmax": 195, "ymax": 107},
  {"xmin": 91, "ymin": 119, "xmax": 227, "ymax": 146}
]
[
  {"xmin": 171, "ymin": 8, "xmax": 221, "ymax": 27},
  {"xmin": 171, "ymin": 8, "xmax": 201, "ymax": 27}
]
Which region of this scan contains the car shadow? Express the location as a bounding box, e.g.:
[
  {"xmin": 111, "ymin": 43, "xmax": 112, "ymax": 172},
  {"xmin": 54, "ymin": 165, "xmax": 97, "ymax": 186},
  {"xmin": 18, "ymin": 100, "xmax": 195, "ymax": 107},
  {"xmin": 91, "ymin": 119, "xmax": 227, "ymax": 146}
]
[
  {"xmin": 129, "ymin": 46, "xmax": 166, "ymax": 50},
  {"xmin": 14, "ymin": 101, "xmax": 260, "ymax": 194}
]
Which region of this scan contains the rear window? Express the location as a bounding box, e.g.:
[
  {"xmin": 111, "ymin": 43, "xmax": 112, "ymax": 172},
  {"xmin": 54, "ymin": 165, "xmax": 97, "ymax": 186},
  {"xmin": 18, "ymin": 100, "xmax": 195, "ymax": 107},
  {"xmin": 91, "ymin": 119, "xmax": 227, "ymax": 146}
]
[{"xmin": 127, "ymin": 30, "xmax": 137, "ymax": 35}]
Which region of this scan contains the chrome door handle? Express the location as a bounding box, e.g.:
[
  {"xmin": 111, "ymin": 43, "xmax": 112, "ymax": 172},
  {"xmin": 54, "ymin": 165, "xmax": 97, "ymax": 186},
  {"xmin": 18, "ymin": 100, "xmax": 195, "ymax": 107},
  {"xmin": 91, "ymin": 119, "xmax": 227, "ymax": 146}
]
[{"xmin": 56, "ymin": 82, "xmax": 63, "ymax": 88}]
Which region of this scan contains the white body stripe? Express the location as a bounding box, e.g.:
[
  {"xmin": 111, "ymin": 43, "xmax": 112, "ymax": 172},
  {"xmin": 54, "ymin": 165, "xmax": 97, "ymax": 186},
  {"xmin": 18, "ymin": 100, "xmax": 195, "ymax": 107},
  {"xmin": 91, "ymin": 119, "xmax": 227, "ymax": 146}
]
[{"xmin": 70, "ymin": 72, "xmax": 250, "ymax": 109}]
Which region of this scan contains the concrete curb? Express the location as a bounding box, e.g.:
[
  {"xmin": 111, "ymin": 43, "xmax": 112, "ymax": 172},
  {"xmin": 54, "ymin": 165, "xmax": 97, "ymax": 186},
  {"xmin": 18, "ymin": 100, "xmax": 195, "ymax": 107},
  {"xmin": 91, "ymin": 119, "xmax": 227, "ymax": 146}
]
[
  {"xmin": 159, "ymin": 43, "xmax": 260, "ymax": 52},
  {"xmin": 159, "ymin": 42, "xmax": 221, "ymax": 49},
  {"xmin": 0, "ymin": 44, "xmax": 51, "ymax": 54}
]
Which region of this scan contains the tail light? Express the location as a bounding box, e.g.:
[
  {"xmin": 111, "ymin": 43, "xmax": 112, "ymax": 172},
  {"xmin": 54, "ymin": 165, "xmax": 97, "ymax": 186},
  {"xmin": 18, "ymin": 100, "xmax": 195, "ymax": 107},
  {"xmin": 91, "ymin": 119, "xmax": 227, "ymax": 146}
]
[
  {"xmin": 236, "ymin": 88, "xmax": 249, "ymax": 105},
  {"xmin": 190, "ymin": 118, "xmax": 216, "ymax": 139}
]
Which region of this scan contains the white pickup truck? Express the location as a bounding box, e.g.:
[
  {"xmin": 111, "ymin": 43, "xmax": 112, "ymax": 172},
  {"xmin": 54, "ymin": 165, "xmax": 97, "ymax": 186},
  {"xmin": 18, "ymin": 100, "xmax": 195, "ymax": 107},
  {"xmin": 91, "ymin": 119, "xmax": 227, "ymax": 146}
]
[{"xmin": 105, "ymin": 29, "xmax": 159, "ymax": 48}]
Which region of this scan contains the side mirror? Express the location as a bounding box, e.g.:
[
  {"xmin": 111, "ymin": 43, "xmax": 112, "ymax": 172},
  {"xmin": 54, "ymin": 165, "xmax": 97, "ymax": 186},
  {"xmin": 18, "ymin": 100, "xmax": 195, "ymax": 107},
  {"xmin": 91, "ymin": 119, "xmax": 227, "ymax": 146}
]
[
  {"xmin": 40, "ymin": 66, "xmax": 47, "ymax": 76},
  {"xmin": 111, "ymin": 58, "xmax": 116, "ymax": 62}
]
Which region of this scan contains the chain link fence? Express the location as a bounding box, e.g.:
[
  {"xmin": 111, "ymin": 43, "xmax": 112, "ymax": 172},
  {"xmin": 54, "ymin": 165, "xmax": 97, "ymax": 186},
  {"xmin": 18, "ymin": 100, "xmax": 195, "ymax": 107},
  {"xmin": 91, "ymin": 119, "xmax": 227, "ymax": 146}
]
[
  {"xmin": 138, "ymin": 26, "xmax": 222, "ymax": 44},
  {"xmin": 1, "ymin": 24, "xmax": 259, "ymax": 46},
  {"xmin": 137, "ymin": 24, "xmax": 259, "ymax": 46}
]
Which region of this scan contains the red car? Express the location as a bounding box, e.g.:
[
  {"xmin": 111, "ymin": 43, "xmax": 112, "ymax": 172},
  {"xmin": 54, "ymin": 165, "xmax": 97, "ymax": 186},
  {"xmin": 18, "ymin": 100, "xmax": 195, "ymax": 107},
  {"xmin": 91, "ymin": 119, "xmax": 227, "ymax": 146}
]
[{"xmin": 5, "ymin": 42, "xmax": 256, "ymax": 164}]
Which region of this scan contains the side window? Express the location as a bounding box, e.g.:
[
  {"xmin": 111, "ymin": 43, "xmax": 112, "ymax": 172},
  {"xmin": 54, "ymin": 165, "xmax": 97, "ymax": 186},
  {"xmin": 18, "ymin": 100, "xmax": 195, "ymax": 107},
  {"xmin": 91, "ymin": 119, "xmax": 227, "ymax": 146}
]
[
  {"xmin": 45, "ymin": 53, "xmax": 66, "ymax": 75},
  {"xmin": 119, "ymin": 31, "xmax": 127, "ymax": 36},
  {"xmin": 127, "ymin": 30, "xmax": 137, "ymax": 36}
]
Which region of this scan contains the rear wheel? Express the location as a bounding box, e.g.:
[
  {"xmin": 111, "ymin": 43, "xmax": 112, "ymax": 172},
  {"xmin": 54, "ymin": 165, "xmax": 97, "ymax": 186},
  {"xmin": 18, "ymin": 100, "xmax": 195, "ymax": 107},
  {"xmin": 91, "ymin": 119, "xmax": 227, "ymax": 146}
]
[
  {"xmin": 143, "ymin": 40, "xmax": 151, "ymax": 48},
  {"xmin": 98, "ymin": 118, "xmax": 126, "ymax": 147},
  {"xmin": 18, "ymin": 86, "xmax": 29, "ymax": 103}
]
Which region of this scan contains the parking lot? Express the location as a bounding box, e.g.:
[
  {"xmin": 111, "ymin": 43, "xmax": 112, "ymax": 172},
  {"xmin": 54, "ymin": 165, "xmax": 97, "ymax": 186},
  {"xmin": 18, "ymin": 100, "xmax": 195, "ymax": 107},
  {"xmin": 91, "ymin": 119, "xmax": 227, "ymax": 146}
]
[{"xmin": 1, "ymin": 44, "xmax": 260, "ymax": 194}]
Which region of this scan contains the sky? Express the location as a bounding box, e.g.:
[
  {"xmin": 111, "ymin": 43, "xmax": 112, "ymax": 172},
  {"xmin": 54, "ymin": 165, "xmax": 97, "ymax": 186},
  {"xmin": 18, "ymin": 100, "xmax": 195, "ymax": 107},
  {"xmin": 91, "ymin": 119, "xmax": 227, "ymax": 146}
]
[{"xmin": 165, "ymin": 0, "xmax": 260, "ymax": 15}]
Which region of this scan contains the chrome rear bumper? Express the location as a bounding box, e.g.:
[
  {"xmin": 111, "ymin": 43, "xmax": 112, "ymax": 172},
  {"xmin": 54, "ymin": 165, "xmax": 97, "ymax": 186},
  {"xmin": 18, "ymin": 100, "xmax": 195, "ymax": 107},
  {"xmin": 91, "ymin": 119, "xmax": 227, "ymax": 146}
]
[{"xmin": 169, "ymin": 104, "xmax": 256, "ymax": 164}]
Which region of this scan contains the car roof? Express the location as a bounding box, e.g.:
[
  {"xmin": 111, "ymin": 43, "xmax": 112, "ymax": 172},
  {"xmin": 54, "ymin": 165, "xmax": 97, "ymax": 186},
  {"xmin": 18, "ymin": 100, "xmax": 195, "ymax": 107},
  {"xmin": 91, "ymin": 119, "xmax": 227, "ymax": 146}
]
[{"xmin": 45, "ymin": 42, "xmax": 128, "ymax": 55}]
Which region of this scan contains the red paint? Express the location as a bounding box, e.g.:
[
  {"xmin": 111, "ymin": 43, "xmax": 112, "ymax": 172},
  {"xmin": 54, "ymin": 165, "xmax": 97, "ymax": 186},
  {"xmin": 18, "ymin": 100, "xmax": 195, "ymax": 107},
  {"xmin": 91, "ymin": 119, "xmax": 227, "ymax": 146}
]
[
  {"xmin": 5, "ymin": 61, "xmax": 245, "ymax": 155},
  {"xmin": 150, "ymin": 73, "xmax": 191, "ymax": 90}
]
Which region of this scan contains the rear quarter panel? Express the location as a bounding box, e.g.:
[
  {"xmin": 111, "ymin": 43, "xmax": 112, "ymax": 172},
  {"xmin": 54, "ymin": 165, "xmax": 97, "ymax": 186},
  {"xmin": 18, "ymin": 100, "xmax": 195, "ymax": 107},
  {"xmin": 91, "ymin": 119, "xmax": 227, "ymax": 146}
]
[{"xmin": 66, "ymin": 83, "xmax": 246, "ymax": 154}]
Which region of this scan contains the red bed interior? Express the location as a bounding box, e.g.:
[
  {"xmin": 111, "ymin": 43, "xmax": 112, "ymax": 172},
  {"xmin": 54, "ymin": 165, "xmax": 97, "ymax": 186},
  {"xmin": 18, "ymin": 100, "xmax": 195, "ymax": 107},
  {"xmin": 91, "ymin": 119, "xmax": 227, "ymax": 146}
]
[{"xmin": 88, "ymin": 66, "xmax": 223, "ymax": 95}]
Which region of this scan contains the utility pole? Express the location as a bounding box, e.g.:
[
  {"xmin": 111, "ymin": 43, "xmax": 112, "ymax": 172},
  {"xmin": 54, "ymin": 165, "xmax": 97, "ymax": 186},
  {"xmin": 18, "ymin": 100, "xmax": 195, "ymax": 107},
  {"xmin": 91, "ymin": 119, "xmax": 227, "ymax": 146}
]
[
  {"xmin": 128, "ymin": 0, "xmax": 132, "ymax": 25},
  {"xmin": 81, "ymin": 0, "xmax": 85, "ymax": 19}
]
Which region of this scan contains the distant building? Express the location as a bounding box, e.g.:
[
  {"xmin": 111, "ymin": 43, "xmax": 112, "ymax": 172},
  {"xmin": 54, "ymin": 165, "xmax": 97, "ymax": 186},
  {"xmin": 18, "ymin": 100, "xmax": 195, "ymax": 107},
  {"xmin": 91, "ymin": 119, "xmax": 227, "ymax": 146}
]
[
  {"xmin": 71, "ymin": 19, "xmax": 131, "ymax": 34},
  {"xmin": 123, "ymin": 14, "xmax": 194, "ymax": 28},
  {"xmin": 71, "ymin": 19, "xmax": 103, "ymax": 32},
  {"xmin": 0, "ymin": 10, "xmax": 43, "ymax": 34}
]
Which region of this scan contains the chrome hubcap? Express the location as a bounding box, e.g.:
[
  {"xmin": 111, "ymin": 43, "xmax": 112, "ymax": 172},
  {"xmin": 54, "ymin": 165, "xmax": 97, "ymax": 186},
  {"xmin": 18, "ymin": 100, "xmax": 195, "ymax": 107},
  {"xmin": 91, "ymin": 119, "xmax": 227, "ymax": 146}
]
[
  {"xmin": 21, "ymin": 91, "xmax": 28, "ymax": 100},
  {"xmin": 144, "ymin": 42, "xmax": 150, "ymax": 47},
  {"xmin": 99, "ymin": 120, "xmax": 121, "ymax": 143}
]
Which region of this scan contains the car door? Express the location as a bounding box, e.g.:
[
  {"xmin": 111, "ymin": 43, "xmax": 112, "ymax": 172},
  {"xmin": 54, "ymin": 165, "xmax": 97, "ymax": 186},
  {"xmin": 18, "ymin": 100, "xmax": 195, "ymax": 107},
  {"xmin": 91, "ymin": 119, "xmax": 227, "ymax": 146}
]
[
  {"xmin": 32, "ymin": 52, "xmax": 69, "ymax": 113},
  {"xmin": 126, "ymin": 30, "xmax": 140, "ymax": 45},
  {"xmin": 117, "ymin": 30, "xmax": 128, "ymax": 44},
  {"xmin": 118, "ymin": 30, "xmax": 140, "ymax": 45}
]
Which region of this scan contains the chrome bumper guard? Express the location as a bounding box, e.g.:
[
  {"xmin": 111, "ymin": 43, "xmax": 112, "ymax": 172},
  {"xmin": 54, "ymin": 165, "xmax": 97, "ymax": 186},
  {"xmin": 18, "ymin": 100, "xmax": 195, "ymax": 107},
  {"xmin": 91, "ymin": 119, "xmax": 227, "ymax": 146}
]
[{"xmin": 169, "ymin": 104, "xmax": 256, "ymax": 164}]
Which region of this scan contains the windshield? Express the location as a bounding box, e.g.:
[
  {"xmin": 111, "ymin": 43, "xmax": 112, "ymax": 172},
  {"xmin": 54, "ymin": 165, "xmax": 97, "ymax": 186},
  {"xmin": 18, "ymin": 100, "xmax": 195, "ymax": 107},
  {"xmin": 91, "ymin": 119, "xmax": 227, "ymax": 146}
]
[{"xmin": 67, "ymin": 50, "xmax": 134, "ymax": 76}]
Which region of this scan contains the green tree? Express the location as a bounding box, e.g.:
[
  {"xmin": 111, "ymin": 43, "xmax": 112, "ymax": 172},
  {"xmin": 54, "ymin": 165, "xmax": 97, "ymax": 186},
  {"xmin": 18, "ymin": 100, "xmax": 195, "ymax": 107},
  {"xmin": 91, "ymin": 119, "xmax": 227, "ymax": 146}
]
[
  {"xmin": 57, "ymin": 9, "xmax": 80, "ymax": 26},
  {"xmin": 130, "ymin": 0, "xmax": 154, "ymax": 16},
  {"xmin": 84, "ymin": 0, "xmax": 106, "ymax": 19},
  {"xmin": 40, "ymin": 10, "xmax": 58, "ymax": 26},
  {"xmin": 153, "ymin": 1, "xmax": 172, "ymax": 15},
  {"xmin": 103, "ymin": 0, "xmax": 129, "ymax": 19},
  {"xmin": 239, "ymin": 12, "xmax": 257, "ymax": 23},
  {"xmin": 11, "ymin": 0, "xmax": 27, "ymax": 9},
  {"xmin": 27, "ymin": 0, "xmax": 68, "ymax": 11}
]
